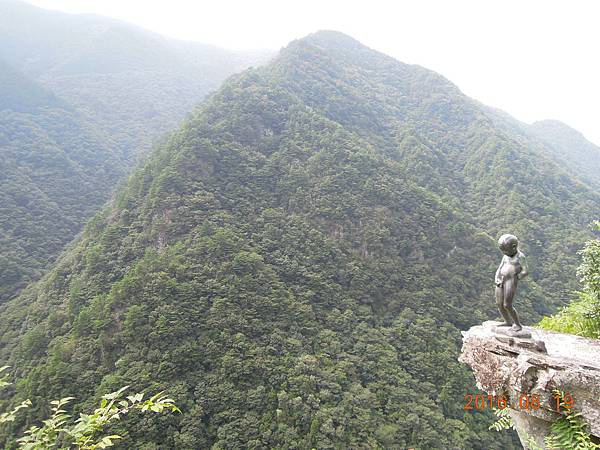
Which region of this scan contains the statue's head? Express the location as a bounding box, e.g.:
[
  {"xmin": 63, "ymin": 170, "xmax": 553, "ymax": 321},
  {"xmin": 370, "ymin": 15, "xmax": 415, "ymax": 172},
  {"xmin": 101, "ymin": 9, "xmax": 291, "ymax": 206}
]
[{"xmin": 498, "ymin": 234, "xmax": 519, "ymax": 257}]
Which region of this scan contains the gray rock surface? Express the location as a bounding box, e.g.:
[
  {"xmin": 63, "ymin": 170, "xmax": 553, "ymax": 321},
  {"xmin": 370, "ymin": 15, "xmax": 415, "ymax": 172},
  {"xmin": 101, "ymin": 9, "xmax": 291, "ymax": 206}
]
[{"xmin": 459, "ymin": 321, "xmax": 600, "ymax": 448}]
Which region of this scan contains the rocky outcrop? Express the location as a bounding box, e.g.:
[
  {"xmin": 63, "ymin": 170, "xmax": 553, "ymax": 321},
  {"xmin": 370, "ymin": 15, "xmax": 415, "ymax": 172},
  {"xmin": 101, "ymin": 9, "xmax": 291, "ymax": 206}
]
[{"xmin": 459, "ymin": 321, "xmax": 600, "ymax": 449}]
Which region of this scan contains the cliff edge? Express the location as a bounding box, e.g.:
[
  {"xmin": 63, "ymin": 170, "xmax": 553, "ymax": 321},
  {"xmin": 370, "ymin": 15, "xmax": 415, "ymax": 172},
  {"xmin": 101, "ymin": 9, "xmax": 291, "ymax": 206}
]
[{"xmin": 459, "ymin": 321, "xmax": 600, "ymax": 448}]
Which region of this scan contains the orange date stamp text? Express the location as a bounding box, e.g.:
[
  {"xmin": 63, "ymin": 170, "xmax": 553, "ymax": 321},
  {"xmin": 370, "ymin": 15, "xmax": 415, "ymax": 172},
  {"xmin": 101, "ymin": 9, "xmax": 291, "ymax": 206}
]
[{"xmin": 463, "ymin": 392, "xmax": 574, "ymax": 412}]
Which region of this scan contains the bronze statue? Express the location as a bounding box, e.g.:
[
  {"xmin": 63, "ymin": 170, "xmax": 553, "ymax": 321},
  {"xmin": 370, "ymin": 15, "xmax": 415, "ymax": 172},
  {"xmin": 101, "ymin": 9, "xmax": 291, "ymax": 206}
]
[{"xmin": 495, "ymin": 234, "xmax": 528, "ymax": 332}]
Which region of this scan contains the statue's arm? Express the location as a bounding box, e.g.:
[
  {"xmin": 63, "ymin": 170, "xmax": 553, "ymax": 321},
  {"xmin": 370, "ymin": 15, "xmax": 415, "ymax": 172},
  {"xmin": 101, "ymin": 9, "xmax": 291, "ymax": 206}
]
[
  {"xmin": 495, "ymin": 259, "xmax": 504, "ymax": 286},
  {"xmin": 518, "ymin": 253, "xmax": 529, "ymax": 280}
]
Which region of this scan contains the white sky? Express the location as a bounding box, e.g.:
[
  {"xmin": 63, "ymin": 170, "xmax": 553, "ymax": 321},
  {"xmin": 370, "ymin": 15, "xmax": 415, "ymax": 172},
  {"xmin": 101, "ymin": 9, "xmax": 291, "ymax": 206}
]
[{"xmin": 25, "ymin": 0, "xmax": 600, "ymax": 146}]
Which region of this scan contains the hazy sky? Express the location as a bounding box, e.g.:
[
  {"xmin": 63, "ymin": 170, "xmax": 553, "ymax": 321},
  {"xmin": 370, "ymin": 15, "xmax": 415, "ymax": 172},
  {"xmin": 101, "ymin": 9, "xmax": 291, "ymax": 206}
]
[{"xmin": 26, "ymin": 0, "xmax": 600, "ymax": 146}]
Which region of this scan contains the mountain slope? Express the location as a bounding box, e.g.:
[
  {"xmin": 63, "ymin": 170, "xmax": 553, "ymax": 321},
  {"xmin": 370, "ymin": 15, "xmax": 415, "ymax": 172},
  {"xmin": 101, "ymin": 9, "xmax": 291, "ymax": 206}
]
[
  {"xmin": 1, "ymin": 31, "xmax": 598, "ymax": 448},
  {"xmin": 271, "ymin": 31, "xmax": 597, "ymax": 310},
  {"xmin": 0, "ymin": 0, "xmax": 272, "ymax": 162},
  {"xmin": 0, "ymin": 58, "xmax": 64, "ymax": 112},
  {"xmin": 476, "ymin": 105, "xmax": 600, "ymax": 190},
  {"xmin": 529, "ymin": 119, "xmax": 600, "ymax": 189},
  {"xmin": 0, "ymin": 61, "xmax": 123, "ymax": 301},
  {"xmin": 0, "ymin": 1, "xmax": 271, "ymax": 301}
]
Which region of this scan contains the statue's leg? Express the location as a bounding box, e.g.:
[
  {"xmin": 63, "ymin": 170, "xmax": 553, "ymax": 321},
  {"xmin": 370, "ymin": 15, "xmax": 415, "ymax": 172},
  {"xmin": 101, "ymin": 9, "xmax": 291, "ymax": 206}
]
[
  {"xmin": 503, "ymin": 278, "xmax": 522, "ymax": 331},
  {"xmin": 496, "ymin": 285, "xmax": 512, "ymax": 326}
]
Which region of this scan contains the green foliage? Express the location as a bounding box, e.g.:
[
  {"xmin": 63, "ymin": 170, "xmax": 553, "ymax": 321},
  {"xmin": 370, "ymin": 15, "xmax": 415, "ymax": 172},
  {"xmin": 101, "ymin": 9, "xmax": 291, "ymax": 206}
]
[
  {"xmin": 0, "ymin": 367, "xmax": 32, "ymax": 425},
  {"xmin": 0, "ymin": 365, "xmax": 8, "ymax": 389},
  {"xmin": 16, "ymin": 389, "xmax": 179, "ymax": 450},
  {"xmin": 489, "ymin": 409, "xmax": 546, "ymax": 449},
  {"xmin": 1, "ymin": 367, "xmax": 179, "ymax": 449},
  {"xmin": 543, "ymin": 390, "xmax": 600, "ymax": 450},
  {"xmin": 540, "ymin": 222, "xmax": 600, "ymax": 338},
  {"xmin": 0, "ymin": 69, "xmax": 124, "ymax": 302},
  {"xmin": 489, "ymin": 408, "xmax": 514, "ymax": 432}
]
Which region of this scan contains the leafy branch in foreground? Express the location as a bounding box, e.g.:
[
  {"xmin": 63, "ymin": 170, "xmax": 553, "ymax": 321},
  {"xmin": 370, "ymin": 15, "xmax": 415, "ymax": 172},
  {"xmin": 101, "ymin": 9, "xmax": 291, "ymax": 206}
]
[
  {"xmin": 0, "ymin": 366, "xmax": 32, "ymax": 425},
  {"xmin": 489, "ymin": 407, "xmax": 514, "ymax": 432},
  {"xmin": 1, "ymin": 366, "xmax": 180, "ymax": 449},
  {"xmin": 544, "ymin": 389, "xmax": 600, "ymax": 450},
  {"xmin": 489, "ymin": 407, "xmax": 544, "ymax": 450}
]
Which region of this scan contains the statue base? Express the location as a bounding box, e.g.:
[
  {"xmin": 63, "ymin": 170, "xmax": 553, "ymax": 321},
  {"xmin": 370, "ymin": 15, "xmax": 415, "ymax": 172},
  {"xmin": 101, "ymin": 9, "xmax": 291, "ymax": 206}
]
[
  {"xmin": 493, "ymin": 325, "xmax": 532, "ymax": 339},
  {"xmin": 490, "ymin": 323, "xmax": 547, "ymax": 353}
]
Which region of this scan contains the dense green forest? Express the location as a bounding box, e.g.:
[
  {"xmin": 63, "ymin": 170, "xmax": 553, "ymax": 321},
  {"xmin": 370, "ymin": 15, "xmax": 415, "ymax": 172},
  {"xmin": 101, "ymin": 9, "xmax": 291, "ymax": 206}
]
[
  {"xmin": 0, "ymin": 60, "xmax": 123, "ymax": 301},
  {"xmin": 0, "ymin": 0, "xmax": 270, "ymax": 301},
  {"xmin": 1, "ymin": 31, "xmax": 598, "ymax": 448}
]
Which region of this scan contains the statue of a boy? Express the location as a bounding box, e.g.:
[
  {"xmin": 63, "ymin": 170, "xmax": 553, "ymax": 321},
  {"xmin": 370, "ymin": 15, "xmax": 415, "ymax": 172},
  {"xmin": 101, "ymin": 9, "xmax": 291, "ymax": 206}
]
[{"xmin": 495, "ymin": 234, "xmax": 528, "ymax": 331}]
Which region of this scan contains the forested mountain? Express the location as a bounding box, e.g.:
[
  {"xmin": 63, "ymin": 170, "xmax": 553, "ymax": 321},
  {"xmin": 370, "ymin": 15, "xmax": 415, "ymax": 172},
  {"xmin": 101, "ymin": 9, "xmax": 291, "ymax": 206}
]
[
  {"xmin": 0, "ymin": 0, "xmax": 271, "ymax": 162},
  {"xmin": 479, "ymin": 105, "xmax": 600, "ymax": 190},
  {"xmin": 529, "ymin": 119, "xmax": 600, "ymax": 189},
  {"xmin": 0, "ymin": 31, "xmax": 598, "ymax": 449},
  {"xmin": 0, "ymin": 60, "xmax": 123, "ymax": 301},
  {"xmin": 0, "ymin": 0, "xmax": 270, "ymax": 301},
  {"xmin": 0, "ymin": 58, "xmax": 64, "ymax": 113}
]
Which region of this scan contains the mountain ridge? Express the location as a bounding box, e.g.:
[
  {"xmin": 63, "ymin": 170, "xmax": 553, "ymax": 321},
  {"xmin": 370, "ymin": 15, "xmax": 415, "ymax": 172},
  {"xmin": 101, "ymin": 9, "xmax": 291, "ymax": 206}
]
[
  {"xmin": 0, "ymin": 70, "xmax": 122, "ymax": 301},
  {"xmin": 0, "ymin": 0, "xmax": 272, "ymax": 301},
  {"xmin": 0, "ymin": 0, "xmax": 273, "ymax": 163},
  {"xmin": 529, "ymin": 119, "xmax": 600, "ymax": 188}
]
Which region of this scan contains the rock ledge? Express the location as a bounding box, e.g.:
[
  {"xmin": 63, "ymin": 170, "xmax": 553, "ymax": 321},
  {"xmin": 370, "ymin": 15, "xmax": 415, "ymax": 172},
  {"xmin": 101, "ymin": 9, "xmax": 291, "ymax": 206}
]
[{"xmin": 459, "ymin": 321, "xmax": 600, "ymax": 448}]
